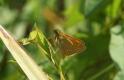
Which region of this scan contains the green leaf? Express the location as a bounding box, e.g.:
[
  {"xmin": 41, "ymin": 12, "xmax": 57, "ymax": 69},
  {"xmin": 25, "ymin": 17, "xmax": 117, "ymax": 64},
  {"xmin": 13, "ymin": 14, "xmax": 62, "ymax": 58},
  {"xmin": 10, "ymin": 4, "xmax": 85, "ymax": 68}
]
[
  {"xmin": 109, "ymin": 25, "xmax": 124, "ymax": 70},
  {"xmin": 64, "ymin": 0, "xmax": 84, "ymax": 27},
  {"xmin": 0, "ymin": 0, "xmax": 4, "ymax": 5},
  {"xmin": 29, "ymin": 30, "xmax": 38, "ymax": 40},
  {"xmin": 18, "ymin": 29, "xmax": 38, "ymax": 45},
  {"xmin": 106, "ymin": 0, "xmax": 121, "ymax": 19},
  {"xmin": 18, "ymin": 25, "xmax": 57, "ymax": 64},
  {"xmin": 109, "ymin": 25, "xmax": 124, "ymax": 80},
  {"xmin": 114, "ymin": 71, "xmax": 124, "ymax": 80},
  {"xmin": 36, "ymin": 28, "xmax": 55, "ymax": 55},
  {"xmin": 85, "ymin": 0, "xmax": 112, "ymax": 18}
]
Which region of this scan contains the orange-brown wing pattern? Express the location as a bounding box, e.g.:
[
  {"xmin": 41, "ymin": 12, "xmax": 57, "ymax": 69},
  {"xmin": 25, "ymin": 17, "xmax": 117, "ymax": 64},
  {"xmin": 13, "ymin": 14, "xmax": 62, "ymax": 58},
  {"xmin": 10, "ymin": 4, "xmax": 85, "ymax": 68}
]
[{"xmin": 55, "ymin": 31, "xmax": 86, "ymax": 56}]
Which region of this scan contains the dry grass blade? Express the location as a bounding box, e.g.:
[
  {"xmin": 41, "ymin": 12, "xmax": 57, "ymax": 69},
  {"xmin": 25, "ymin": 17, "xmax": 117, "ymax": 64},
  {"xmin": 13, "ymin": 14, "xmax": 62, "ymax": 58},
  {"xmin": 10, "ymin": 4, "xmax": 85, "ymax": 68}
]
[{"xmin": 0, "ymin": 25, "xmax": 48, "ymax": 80}]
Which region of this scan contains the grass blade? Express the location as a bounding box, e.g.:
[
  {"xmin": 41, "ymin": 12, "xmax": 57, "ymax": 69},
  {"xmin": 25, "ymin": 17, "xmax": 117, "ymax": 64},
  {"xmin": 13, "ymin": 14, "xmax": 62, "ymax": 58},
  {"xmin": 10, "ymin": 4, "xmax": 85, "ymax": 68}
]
[{"xmin": 0, "ymin": 25, "xmax": 48, "ymax": 80}]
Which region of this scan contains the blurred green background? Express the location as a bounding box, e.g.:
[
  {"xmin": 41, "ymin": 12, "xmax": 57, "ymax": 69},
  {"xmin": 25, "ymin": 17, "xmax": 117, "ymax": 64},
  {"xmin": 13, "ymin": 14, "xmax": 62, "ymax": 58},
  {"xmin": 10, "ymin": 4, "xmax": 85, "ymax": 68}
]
[{"xmin": 0, "ymin": 0, "xmax": 124, "ymax": 80}]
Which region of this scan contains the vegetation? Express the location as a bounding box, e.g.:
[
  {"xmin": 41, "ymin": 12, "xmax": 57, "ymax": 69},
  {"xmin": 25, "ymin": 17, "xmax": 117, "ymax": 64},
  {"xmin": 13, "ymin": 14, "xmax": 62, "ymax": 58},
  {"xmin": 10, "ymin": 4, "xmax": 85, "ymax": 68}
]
[{"xmin": 0, "ymin": 0, "xmax": 124, "ymax": 80}]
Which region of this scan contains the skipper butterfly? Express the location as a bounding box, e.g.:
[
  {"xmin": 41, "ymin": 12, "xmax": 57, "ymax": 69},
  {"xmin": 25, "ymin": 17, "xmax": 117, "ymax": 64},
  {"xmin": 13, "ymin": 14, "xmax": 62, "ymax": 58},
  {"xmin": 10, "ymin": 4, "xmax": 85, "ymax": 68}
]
[{"xmin": 54, "ymin": 30, "xmax": 86, "ymax": 56}]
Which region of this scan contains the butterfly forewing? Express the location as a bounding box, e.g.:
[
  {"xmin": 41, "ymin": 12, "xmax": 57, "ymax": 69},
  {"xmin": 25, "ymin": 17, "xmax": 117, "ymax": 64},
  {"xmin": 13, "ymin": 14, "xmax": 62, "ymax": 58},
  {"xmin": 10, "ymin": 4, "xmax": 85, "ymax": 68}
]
[{"xmin": 55, "ymin": 30, "xmax": 86, "ymax": 56}]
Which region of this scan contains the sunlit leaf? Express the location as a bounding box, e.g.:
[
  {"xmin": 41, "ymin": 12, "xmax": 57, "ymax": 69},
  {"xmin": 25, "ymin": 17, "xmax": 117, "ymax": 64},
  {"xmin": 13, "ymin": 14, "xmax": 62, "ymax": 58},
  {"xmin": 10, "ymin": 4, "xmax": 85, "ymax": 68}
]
[
  {"xmin": 109, "ymin": 25, "xmax": 124, "ymax": 80},
  {"xmin": 64, "ymin": 0, "xmax": 84, "ymax": 27},
  {"xmin": 109, "ymin": 25, "xmax": 124, "ymax": 70},
  {"xmin": 106, "ymin": 0, "xmax": 121, "ymax": 18}
]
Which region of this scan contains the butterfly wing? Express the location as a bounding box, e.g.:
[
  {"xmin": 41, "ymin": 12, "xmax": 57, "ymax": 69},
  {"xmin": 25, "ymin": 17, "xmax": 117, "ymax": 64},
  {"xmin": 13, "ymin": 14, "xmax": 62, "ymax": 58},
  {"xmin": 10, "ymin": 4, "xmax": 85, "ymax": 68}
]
[{"xmin": 57, "ymin": 32, "xmax": 86, "ymax": 56}]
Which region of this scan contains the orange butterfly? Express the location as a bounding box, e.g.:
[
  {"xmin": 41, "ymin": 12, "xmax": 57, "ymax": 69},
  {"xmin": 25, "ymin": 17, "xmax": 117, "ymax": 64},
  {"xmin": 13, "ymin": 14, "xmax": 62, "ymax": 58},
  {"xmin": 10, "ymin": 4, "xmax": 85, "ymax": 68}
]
[{"xmin": 54, "ymin": 30, "xmax": 86, "ymax": 56}]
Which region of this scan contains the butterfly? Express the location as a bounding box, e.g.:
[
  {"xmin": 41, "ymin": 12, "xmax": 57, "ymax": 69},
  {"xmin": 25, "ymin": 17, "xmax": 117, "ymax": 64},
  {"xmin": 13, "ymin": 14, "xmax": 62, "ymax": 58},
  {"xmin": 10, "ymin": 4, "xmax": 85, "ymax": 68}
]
[{"xmin": 54, "ymin": 30, "xmax": 86, "ymax": 56}]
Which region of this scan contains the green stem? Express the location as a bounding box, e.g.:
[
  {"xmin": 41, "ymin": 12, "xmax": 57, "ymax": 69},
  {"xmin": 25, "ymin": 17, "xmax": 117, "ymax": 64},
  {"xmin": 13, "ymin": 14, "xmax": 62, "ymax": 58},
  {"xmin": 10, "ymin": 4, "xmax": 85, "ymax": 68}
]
[
  {"xmin": 37, "ymin": 41, "xmax": 66, "ymax": 80},
  {"xmin": 87, "ymin": 63, "xmax": 115, "ymax": 80},
  {"xmin": 59, "ymin": 65, "xmax": 66, "ymax": 80},
  {"xmin": 51, "ymin": 58, "xmax": 65, "ymax": 80}
]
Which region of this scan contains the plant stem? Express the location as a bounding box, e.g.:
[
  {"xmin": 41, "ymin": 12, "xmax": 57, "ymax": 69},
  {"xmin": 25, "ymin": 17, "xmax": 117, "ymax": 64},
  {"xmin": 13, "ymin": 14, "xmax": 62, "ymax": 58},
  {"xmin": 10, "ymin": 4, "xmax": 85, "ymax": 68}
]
[
  {"xmin": 87, "ymin": 63, "xmax": 115, "ymax": 80},
  {"xmin": 38, "ymin": 44, "xmax": 66, "ymax": 80},
  {"xmin": 59, "ymin": 65, "xmax": 66, "ymax": 80}
]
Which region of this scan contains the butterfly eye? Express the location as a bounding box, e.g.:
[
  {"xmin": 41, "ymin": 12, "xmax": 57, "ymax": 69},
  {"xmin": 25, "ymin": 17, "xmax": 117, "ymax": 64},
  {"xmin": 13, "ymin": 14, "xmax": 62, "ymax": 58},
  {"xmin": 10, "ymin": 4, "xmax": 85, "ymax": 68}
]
[{"xmin": 54, "ymin": 29, "xmax": 59, "ymax": 34}]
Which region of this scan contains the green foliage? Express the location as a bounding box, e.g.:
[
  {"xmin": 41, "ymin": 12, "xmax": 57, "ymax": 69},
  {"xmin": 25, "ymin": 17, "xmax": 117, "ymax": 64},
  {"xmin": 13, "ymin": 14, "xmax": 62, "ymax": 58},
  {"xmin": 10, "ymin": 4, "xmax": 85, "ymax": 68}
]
[
  {"xmin": 110, "ymin": 25, "xmax": 124, "ymax": 80},
  {"xmin": 0, "ymin": 0, "xmax": 124, "ymax": 80}
]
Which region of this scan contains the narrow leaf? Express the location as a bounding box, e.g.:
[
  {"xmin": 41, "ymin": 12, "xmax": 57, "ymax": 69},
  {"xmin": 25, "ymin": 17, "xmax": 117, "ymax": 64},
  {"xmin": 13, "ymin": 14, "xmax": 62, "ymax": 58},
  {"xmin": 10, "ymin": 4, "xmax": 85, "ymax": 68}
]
[{"xmin": 0, "ymin": 25, "xmax": 48, "ymax": 80}]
